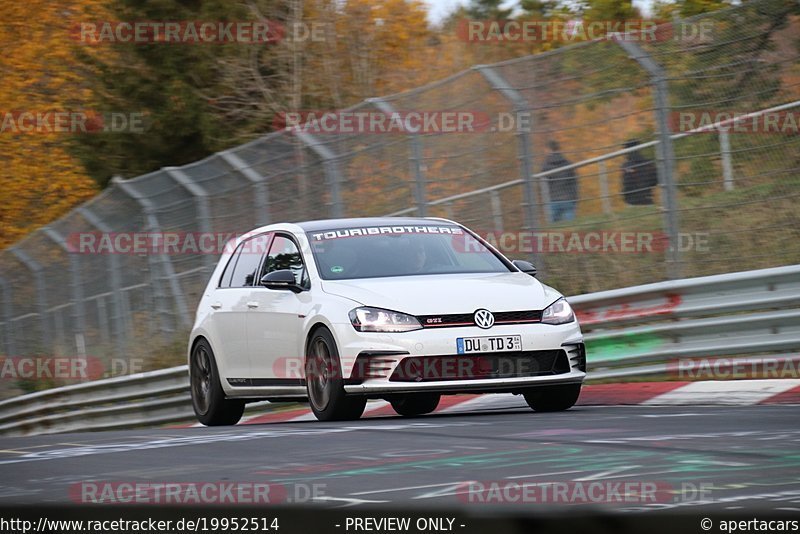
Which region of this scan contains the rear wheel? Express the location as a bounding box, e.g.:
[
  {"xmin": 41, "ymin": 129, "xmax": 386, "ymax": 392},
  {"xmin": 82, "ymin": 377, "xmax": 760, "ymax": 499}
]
[
  {"xmin": 306, "ymin": 328, "xmax": 367, "ymax": 421},
  {"xmin": 523, "ymin": 384, "xmax": 581, "ymax": 412},
  {"xmin": 190, "ymin": 339, "xmax": 245, "ymax": 426},
  {"xmin": 389, "ymin": 393, "xmax": 441, "ymax": 417}
]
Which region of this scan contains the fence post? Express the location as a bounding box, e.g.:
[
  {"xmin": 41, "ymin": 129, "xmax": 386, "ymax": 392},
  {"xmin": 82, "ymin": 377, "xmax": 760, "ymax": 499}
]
[
  {"xmin": 42, "ymin": 227, "xmax": 86, "ymax": 355},
  {"xmin": 8, "ymin": 247, "xmax": 49, "ymax": 353},
  {"xmin": 613, "ymin": 38, "xmax": 680, "ymax": 279},
  {"xmin": 112, "ymin": 177, "xmax": 191, "ymax": 331},
  {"xmin": 475, "ymin": 65, "xmax": 544, "ymax": 270},
  {"xmin": 76, "ymin": 206, "xmax": 130, "ymax": 356},
  {"xmin": 219, "ymin": 151, "xmax": 271, "ymax": 226},
  {"xmin": 369, "ymin": 98, "xmax": 428, "ymax": 217},
  {"xmin": 164, "ymin": 167, "xmax": 216, "ymax": 272},
  {"xmin": 0, "ymin": 276, "xmax": 16, "ymax": 357},
  {"xmin": 294, "ymin": 130, "xmax": 344, "ymax": 218},
  {"xmin": 52, "ymin": 308, "xmax": 66, "ymax": 355},
  {"xmin": 96, "ymin": 296, "xmax": 110, "ymax": 347},
  {"xmin": 719, "ymin": 130, "xmax": 734, "ymax": 191},
  {"xmin": 490, "ymin": 190, "xmax": 504, "ymax": 233},
  {"xmin": 443, "ymin": 202, "xmax": 454, "ymax": 221}
]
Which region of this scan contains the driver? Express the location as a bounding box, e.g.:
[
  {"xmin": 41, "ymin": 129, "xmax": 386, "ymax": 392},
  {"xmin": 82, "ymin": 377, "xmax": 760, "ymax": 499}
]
[{"xmin": 407, "ymin": 240, "xmax": 427, "ymax": 273}]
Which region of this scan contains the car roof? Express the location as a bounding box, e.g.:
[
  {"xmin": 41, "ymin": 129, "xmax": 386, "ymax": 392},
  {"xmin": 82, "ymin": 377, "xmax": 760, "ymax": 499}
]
[{"xmin": 295, "ymin": 217, "xmax": 458, "ymax": 232}]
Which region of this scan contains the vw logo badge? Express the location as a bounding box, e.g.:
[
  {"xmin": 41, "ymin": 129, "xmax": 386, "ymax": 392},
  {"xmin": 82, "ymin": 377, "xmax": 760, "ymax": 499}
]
[{"xmin": 474, "ymin": 309, "xmax": 495, "ymax": 329}]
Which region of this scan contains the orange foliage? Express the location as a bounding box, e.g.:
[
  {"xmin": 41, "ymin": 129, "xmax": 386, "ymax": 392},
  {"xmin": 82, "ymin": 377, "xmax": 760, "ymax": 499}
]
[{"xmin": 0, "ymin": 1, "xmax": 103, "ymax": 249}]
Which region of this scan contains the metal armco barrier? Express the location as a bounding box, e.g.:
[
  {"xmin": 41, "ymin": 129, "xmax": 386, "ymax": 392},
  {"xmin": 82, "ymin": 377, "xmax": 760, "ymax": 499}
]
[
  {"xmin": 572, "ymin": 264, "xmax": 800, "ymax": 369},
  {"xmin": 0, "ymin": 264, "xmax": 798, "ymax": 437}
]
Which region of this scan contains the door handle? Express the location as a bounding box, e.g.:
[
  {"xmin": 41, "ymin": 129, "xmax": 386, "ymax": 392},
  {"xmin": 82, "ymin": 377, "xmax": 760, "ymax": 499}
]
[
  {"xmin": 210, "ymin": 302, "xmax": 222, "ymax": 310},
  {"xmin": 247, "ymin": 301, "xmax": 259, "ymax": 309}
]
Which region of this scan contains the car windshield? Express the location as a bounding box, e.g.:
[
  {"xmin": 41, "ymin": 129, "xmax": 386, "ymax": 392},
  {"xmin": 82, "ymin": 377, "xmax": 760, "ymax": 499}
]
[{"xmin": 307, "ymin": 224, "xmax": 512, "ymax": 280}]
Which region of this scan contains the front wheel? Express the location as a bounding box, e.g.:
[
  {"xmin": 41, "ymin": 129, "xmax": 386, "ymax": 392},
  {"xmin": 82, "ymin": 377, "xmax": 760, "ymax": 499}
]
[
  {"xmin": 190, "ymin": 339, "xmax": 245, "ymax": 426},
  {"xmin": 523, "ymin": 384, "xmax": 581, "ymax": 412},
  {"xmin": 305, "ymin": 328, "xmax": 367, "ymax": 421},
  {"xmin": 389, "ymin": 393, "xmax": 441, "ymax": 416}
]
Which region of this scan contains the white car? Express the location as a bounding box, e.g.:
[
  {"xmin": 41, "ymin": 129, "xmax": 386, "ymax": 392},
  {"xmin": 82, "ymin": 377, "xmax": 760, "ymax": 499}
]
[{"xmin": 188, "ymin": 217, "xmax": 586, "ymax": 424}]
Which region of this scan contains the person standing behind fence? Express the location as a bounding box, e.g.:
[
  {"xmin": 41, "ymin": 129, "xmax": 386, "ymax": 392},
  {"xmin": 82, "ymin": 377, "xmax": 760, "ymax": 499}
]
[
  {"xmin": 621, "ymin": 139, "xmax": 659, "ymax": 206},
  {"xmin": 542, "ymin": 140, "xmax": 578, "ymax": 223}
]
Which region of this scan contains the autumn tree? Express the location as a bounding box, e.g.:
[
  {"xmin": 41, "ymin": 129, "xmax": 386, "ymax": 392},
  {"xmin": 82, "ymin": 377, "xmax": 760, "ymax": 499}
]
[
  {"xmin": 0, "ymin": 1, "xmax": 100, "ymax": 249},
  {"xmin": 206, "ymin": 0, "xmax": 438, "ymax": 145}
]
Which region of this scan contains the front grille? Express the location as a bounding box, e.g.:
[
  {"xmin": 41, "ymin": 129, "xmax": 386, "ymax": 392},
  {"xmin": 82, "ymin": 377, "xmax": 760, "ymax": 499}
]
[
  {"xmin": 417, "ymin": 310, "xmax": 542, "ymax": 328},
  {"xmin": 495, "ymin": 310, "xmax": 543, "ymax": 324},
  {"xmin": 389, "ymin": 350, "xmax": 570, "ymax": 382}
]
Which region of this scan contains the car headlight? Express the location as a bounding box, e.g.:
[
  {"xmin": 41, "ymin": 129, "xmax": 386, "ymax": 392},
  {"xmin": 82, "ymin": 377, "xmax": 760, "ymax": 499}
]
[
  {"xmin": 541, "ymin": 298, "xmax": 575, "ymax": 325},
  {"xmin": 349, "ymin": 307, "xmax": 423, "ymax": 332}
]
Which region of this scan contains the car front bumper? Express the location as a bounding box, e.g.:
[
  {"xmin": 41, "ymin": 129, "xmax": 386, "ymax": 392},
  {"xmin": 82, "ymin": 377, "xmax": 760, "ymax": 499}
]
[
  {"xmin": 330, "ymin": 320, "xmax": 586, "ymax": 395},
  {"xmin": 343, "ymin": 371, "xmax": 585, "ymax": 394}
]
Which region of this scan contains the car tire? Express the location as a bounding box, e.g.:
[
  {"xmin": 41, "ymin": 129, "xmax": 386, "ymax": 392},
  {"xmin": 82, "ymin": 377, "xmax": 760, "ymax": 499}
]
[
  {"xmin": 306, "ymin": 327, "xmax": 367, "ymax": 422},
  {"xmin": 389, "ymin": 394, "xmax": 441, "ymax": 417},
  {"xmin": 190, "ymin": 339, "xmax": 245, "ymax": 426},
  {"xmin": 523, "ymin": 384, "xmax": 581, "ymax": 412}
]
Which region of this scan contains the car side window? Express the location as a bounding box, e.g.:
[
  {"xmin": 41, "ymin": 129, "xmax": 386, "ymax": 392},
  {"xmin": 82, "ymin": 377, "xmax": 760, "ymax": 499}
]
[
  {"xmin": 219, "ymin": 242, "xmax": 244, "ymax": 288},
  {"xmin": 264, "ymin": 235, "xmax": 307, "ymax": 287},
  {"xmin": 229, "ymin": 234, "xmax": 271, "ymax": 287}
]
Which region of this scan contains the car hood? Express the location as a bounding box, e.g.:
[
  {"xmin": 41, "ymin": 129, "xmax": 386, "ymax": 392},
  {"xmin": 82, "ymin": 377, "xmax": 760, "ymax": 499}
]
[{"xmin": 320, "ymin": 272, "xmax": 562, "ymax": 315}]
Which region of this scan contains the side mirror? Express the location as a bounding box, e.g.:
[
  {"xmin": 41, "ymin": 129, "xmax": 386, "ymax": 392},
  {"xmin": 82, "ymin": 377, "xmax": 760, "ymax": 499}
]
[
  {"xmin": 260, "ymin": 269, "xmax": 298, "ymax": 291},
  {"xmin": 512, "ymin": 259, "xmax": 537, "ymax": 277}
]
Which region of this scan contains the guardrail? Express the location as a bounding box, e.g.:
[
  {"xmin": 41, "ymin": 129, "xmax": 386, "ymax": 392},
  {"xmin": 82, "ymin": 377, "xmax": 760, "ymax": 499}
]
[{"xmin": 1, "ymin": 264, "xmax": 798, "ymax": 436}]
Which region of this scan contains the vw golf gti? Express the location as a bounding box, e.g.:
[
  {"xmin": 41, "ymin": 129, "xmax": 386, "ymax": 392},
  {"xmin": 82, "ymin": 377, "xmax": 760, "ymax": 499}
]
[{"xmin": 189, "ymin": 217, "xmax": 586, "ymax": 424}]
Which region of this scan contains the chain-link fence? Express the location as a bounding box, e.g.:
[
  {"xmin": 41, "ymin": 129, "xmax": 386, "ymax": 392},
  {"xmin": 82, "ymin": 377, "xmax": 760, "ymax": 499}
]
[{"xmin": 1, "ymin": 0, "xmax": 799, "ymax": 396}]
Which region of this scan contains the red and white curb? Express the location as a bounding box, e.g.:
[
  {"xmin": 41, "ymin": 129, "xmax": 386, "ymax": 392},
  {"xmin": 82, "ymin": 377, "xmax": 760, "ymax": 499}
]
[
  {"xmin": 581, "ymin": 379, "xmax": 800, "ymax": 406},
  {"xmin": 612, "ymin": 379, "xmax": 800, "ymax": 406},
  {"xmin": 173, "ymin": 380, "xmax": 800, "ymax": 428}
]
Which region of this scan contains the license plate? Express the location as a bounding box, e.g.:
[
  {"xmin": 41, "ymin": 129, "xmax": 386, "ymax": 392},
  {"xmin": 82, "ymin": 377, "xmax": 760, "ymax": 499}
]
[{"xmin": 456, "ymin": 335, "xmax": 522, "ymax": 354}]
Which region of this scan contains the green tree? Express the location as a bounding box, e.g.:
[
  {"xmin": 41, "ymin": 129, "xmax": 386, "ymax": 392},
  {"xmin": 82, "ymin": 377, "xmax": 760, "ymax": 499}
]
[
  {"xmin": 466, "ymin": 0, "xmax": 513, "ymax": 20},
  {"xmin": 519, "ymin": 0, "xmax": 570, "ymax": 18},
  {"xmin": 669, "ymin": 0, "xmax": 798, "ymax": 109},
  {"xmin": 71, "ymin": 0, "xmax": 241, "ymax": 187},
  {"xmin": 653, "ymin": 0, "xmax": 732, "ymax": 18},
  {"xmin": 677, "ymin": 0, "xmax": 731, "ymax": 17},
  {"xmin": 578, "ymin": 0, "xmax": 639, "ymax": 20}
]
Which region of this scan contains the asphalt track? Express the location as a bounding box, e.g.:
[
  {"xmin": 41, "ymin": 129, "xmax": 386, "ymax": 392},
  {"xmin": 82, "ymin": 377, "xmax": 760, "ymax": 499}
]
[{"xmin": 1, "ymin": 396, "xmax": 799, "ymax": 513}]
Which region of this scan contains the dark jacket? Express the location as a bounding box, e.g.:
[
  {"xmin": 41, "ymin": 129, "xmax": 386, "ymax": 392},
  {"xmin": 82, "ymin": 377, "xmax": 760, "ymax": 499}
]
[
  {"xmin": 621, "ymin": 151, "xmax": 658, "ymax": 205},
  {"xmin": 542, "ymin": 152, "xmax": 578, "ymax": 202}
]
